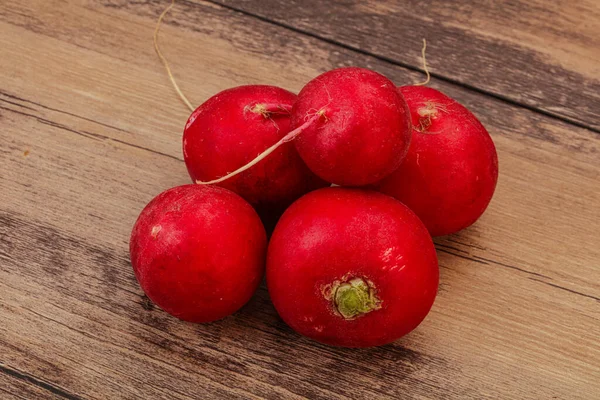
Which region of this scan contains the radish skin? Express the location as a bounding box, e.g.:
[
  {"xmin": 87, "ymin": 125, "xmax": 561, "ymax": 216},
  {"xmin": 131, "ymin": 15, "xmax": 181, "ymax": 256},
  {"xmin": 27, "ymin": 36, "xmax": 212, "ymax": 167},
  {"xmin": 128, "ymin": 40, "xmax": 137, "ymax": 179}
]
[
  {"xmin": 374, "ymin": 86, "xmax": 499, "ymax": 236},
  {"xmin": 267, "ymin": 188, "xmax": 439, "ymax": 347},
  {"xmin": 183, "ymin": 85, "xmax": 327, "ymax": 213},
  {"xmin": 130, "ymin": 185, "xmax": 267, "ymax": 323},
  {"xmin": 291, "ymin": 67, "xmax": 412, "ymax": 186}
]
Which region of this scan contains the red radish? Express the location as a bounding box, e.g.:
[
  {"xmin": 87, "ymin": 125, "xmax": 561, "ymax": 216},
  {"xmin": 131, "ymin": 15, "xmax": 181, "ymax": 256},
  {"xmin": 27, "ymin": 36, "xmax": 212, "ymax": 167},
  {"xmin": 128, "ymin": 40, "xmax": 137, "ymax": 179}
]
[
  {"xmin": 291, "ymin": 67, "xmax": 412, "ymax": 186},
  {"xmin": 374, "ymin": 86, "xmax": 499, "ymax": 236},
  {"xmin": 267, "ymin": 187, "xmax": 439, "ymax": 347},
  {"xmin": 129, "ymin": 184, "xmax": 267, "ymax": 323},
  {"xmin": 183, "ymin": 85, "xmax": 327, "ymax": 213}
]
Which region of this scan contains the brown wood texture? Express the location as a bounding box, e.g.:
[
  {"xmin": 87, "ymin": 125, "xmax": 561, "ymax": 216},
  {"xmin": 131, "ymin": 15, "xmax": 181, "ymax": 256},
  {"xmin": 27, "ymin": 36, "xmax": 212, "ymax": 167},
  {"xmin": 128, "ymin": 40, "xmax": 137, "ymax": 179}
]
[
  {"xmin": 1, "ymin": 0, "xmax": 599, "ymax": 399},
  {"xmin": 210, "ymin": 0, "xmax": 600, "ymax": 131}
]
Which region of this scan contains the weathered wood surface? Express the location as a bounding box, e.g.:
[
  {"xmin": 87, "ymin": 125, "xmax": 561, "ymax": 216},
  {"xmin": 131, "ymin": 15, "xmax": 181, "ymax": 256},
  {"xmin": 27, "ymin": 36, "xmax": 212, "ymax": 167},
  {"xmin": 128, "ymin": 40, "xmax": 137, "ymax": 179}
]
[
  {"xmin": 0, "ymin": 0, "xmax": 599, "ymax": 399},
  {"xmin": 210, "ymin": 0, "xmax": 600, "ymax": 131}
]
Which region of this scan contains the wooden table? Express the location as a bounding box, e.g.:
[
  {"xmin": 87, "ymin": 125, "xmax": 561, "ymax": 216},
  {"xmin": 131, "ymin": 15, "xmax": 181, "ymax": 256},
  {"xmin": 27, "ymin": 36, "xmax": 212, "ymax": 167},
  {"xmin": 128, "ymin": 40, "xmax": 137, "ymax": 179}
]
[{"xmin": 1, "ymin": 1, "xmax": 599, "ymax": 399}]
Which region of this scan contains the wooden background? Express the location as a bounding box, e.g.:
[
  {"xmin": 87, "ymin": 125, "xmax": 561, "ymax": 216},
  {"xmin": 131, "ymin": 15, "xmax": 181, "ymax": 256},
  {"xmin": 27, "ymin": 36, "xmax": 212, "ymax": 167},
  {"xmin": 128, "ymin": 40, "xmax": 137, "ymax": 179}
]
[{"xmin": 1, "ymin": 0, "xmax": 599, "ymax": 398}]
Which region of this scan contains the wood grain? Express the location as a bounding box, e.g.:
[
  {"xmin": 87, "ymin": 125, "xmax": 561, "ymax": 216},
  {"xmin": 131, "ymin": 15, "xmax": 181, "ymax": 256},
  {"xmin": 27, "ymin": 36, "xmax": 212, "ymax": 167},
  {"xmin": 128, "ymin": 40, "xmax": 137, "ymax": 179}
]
[
  {"xmin": 0, "ymin": 0, "xmax": 599, "ymax": 399},
  {"xmin": 209, "ymin": 0, "xmax": 600, "ymax": 131},
  {"xmin": 0, "ymin": 364, "xmax": 71, "ymax": 400}
]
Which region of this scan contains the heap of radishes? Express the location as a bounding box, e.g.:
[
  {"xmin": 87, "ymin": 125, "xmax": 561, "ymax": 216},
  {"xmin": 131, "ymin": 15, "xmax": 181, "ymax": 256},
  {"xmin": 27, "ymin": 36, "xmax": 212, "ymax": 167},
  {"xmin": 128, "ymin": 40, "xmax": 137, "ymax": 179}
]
[{"xmin": 130, "ymin": 67, "xmax": 498, "ymax": 348}]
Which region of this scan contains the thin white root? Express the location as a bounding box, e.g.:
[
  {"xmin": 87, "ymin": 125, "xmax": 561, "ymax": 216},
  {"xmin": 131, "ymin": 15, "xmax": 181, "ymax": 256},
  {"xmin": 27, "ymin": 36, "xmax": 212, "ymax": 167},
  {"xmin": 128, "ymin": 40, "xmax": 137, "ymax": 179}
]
[
  {"xmin": 196, "ymin": 113, "xmax": 322, "ymax": 185},
  {"xmin": 414, "ymin": 38, "xmax": 431, "ymax": 86},
  {"xmin": 153, "ymin": 0, "xmax": 195, "ymax": 112}
]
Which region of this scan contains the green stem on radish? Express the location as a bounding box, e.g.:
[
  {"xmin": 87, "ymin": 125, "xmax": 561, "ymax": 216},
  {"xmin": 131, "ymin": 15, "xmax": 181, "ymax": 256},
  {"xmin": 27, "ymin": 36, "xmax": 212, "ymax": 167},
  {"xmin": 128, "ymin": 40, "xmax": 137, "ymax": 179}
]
[{"xmin": 332, "ymin": 277, "xmax": 381, "ymax": 320}]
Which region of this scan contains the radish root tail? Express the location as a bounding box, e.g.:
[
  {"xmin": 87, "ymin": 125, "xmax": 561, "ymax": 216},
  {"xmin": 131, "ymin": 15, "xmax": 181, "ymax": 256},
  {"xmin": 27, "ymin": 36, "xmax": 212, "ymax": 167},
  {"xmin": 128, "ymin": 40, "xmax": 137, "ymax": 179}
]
[
  {"xmin": 414, "ymin": 38, "xmax": 431, "ymax": 86},
  {"xmin": 196, "ymin": 112, "xmax": 323, "ymax": 185},
  {"xmin": 153, "ymin": 0, "xmax": 195, "ymax": 112}
]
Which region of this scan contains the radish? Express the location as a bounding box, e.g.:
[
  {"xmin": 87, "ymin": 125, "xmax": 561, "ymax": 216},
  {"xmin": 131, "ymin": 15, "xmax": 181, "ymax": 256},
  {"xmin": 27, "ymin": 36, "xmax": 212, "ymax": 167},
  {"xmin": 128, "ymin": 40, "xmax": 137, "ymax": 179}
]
[
  {"xmin": 374, "ymin": 86, "xmax": 499, "ymax": 236},
  {"xmin": 267, "ymin": 187, "xmax": 439, "ymax": 347},
  {"xmin": 291, "ymin": 67, "xmax": 411, "ymax": 186},
  {"xmin": 129, "ymin": 184, "xmax": 267, "ymax": 323},
  {"xmin": 183, "ymin": 85, "xmax": 327, "ymax": 213}
]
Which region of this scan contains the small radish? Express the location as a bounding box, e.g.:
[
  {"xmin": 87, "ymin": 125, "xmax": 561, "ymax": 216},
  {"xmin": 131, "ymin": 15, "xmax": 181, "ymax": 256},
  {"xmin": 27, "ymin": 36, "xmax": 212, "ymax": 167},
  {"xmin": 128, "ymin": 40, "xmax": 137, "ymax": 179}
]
[
  {"xmin": 291, "ymin": 67, "xmax": 411, "ymax": 186},
  {"xmin": 374, "ymin": 86, "xmax": 499, "ymax": 236},
  {"xmin": 130, "ymin": 185, "xmax": 267, "ymax": 323},
  {"xmin": 183, "ymin": 85, "xmax": 327, "ymax": 213},
  {"xmin": 267, "ymin": 187, "xmax": 439, "ymax": 347}
]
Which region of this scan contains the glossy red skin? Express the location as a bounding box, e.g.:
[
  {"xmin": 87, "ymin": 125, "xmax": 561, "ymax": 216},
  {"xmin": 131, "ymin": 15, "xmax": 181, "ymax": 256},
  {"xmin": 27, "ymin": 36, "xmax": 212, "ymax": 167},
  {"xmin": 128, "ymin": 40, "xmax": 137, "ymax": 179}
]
[
  {"xmin": 291, "ymin": 67, "xmax": 411, "ymax": 186},
  {"xmin": 267, "ymin": 188, "xmax": 439, "ymax": 347},
  {"xmin": 374, "ymin": 86, "xmax": 499, "ymax": 236},
  {"xmin": 129, "ymin": 185, "xmax": 267, "ymax": 323},
  {"xmin": 183, "ymin": 85, "xmax": 327, "ymax": 213}
]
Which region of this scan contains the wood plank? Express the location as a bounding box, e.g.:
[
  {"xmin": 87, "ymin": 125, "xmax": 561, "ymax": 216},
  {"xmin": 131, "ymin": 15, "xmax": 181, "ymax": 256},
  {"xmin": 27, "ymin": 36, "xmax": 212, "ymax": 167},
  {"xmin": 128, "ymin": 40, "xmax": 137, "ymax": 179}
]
[
  {"xmin": 208, "ymin": 0, "xmax": 600, "ymax": 131},
  {"xmin": 0, "ymin": 1, "xmax": 599, "ymax": 399},
  {"xmin": 0, "ymin": 365, "xmax": 70, "ymax": 400}
]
